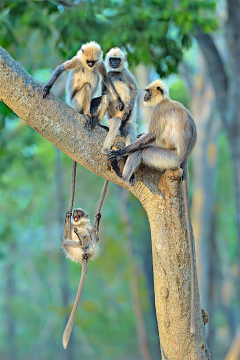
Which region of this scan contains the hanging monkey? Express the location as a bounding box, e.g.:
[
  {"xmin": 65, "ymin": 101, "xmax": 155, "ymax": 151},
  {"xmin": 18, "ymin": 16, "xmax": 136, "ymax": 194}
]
[
  {"xmin": 108, "ymin": 79, "xmax": 197, "ymax": 334},
  {"xmin": 42, "ymin": 41, "xmax": 124, "ymax": 129},
  {"xmin": 101, "ymin": 47, "xmax": 138, "ymax": 154},
  {"xmin": 62, "ymin": 163, "xmax": 109, "ymax": 349},
  {"xmin": 62, "ymin": 208, "xmax": 99, "ymax": 349}
]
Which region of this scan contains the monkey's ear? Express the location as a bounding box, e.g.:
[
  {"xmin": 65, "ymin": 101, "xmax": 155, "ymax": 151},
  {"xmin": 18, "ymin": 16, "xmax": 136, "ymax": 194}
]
[
  {"xmin": 157, "ymin": 86, "xmax": 164, "ymax": 95},
  {"xmin": 82, "ymin": 49, "xmax": 84, "ymax": 53}
]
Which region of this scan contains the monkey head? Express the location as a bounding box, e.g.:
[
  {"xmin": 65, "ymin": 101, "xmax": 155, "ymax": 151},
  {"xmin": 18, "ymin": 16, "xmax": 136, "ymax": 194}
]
[
  {"xmin": 78, "ymin": 41, "xmax": 102, "ymax": 68},
  {"xmin": 72, "ymin": 208, "xmax": 89, "ymax": 225},
  {"xmin": 144, "ymin": 79, "xmax": 169, "ymax": 106},
  {"xmin": 106, "ymin": 47, "xmax": 127, "ymax": 71}
]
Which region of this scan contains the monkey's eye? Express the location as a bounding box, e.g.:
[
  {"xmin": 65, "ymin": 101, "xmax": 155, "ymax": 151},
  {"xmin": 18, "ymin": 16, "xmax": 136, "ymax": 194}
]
[{"xmin": 157, "ymin": 86, "xmax": 164, "ymax": 94}]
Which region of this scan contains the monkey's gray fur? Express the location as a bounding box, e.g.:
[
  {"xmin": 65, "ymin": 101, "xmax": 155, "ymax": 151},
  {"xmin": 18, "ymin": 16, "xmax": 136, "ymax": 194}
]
[
  {"xmin": 109, "ymin": 79, "xmax": 197, "ymax": 334},
  {"xmin": 102, "ymin": 47, "xmax": 138, "ymax": 153},
  {"xmin": 43, "ymin": 41, "xmax": 123, "ymax": 129},
  {"xmin": 62, "ymin": 208, "xmax": 99, "ymax": 349}
]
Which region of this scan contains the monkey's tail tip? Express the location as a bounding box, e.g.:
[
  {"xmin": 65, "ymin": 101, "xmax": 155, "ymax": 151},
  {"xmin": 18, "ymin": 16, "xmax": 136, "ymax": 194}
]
[
  {"xmin": 190, "ymin": 326, "xmax": 195, "ymax": 335},
  {"xmin": 62, "ymin": 331, "xmax": 70, "ymax": 349}
]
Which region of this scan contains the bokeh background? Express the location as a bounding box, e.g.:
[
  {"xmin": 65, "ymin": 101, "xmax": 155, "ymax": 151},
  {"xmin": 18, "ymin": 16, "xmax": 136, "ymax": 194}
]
[{"xmin": 0, "ymin": 1, "xmax": 239, "ymax": 359}]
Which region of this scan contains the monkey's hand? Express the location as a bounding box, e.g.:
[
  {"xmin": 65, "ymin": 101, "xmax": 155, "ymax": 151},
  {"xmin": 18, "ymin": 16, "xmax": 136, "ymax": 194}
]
[
  {"xmin": 73, "ymin": 227, "xmax": 79, "ymax": 234},
  {"xmin": 122, "ymin": 107, "xmax": 132, "ymax": 122},
  {"xmin": 116, "ymin": 97, "xmax": 124, "ymax": 112},
  {"xmin": 136, "ymin": 133, "xmax": 146, "ymax": 138},
  {"xmin": 107, "ymin": 148, "xmax": 124, "ymax": 160},
  {"xmin": 42, "ymin": 86, "xmax": 51, "ymax": 98},
  {"xmin": 66, "ymin": 211, "xmax": 72, "ymax": 218}
]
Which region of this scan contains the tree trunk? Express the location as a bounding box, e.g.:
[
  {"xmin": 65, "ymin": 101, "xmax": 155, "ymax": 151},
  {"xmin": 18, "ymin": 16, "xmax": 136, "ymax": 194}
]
[{"xmin": 0, "ymin": 46, "xmax": 210, "ymax": 359}]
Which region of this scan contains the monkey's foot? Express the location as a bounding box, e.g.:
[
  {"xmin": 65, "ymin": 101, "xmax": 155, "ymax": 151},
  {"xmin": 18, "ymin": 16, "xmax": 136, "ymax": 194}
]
[
  {"xmin": 42, "ymin": 86, "xmax": 51, "ymax": 98},
  {"xmin": 84, "ymin": 114, "xmax": 94, "ymax": 129},
  {"xmin": 102, "ymin": 147, "xmax": 111, "ymax": 155},
  {"xmin": 129, "ymin": 174, "xmax": 135, "ymax": 186},
  {"xmin": 110, "ymin": 158, "xmax": 123, "ymax": 178}
]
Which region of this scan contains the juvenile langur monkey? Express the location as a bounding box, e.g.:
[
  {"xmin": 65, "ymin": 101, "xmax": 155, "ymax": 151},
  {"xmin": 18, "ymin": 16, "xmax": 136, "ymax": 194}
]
[
  {"xmin": 43, "ymin": 41, "xmax": 124, "ymax": 129},
  {"xmin": 109, "ymin": 79, "xmax": 197, "ymax": 334},
  {"xmin": 101, "ymin": 47, "xmax": 138, "ymax": 154},
  {"xmin": 62, "ymin": 208, "xmax": 99, "ymax": 349}
]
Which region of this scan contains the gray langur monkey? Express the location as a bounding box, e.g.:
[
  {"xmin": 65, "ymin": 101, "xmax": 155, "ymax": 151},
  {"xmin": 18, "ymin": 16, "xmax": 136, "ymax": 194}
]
[
  {"xmin": 43, "ymin": 41, "xmax": 124, "ymax": 129},
  {"xmin": 62, "ymin": 208, "xmax": 99, "ymax": 349},
  {"xmin": 101, "ymin": 47, "xmax": 138, "ymax": 154},
  {"xmin": 108, "ymin": 79, "xmax": 197, "ymax": 334}
]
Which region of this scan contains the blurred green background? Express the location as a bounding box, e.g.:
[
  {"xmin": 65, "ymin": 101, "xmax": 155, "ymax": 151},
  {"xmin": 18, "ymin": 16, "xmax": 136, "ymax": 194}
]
[{"xmin": 0, "ymin": 1, "xmax": 238, "ymax": 359}]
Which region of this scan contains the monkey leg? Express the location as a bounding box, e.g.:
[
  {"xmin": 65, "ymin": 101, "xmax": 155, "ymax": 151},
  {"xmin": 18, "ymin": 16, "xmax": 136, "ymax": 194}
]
[
  {"xmin": 93, "ymin": 95, "xmax": 109, "ymax": 122},
  {"xmin": 141, "ymin": 146, "xmax": 181, "ymax": 170},
  {"xmin": 90, "ymin": 95, "xmax": 109, "ymax": 130},
  {"xmin": 102, "ymin": 117, "xmax": 122, "ymax": 154},
  {"xmin": 122, "ymin": 122, "xmax": 137, "ymax": 146},
  {"xmin": 72, "ymin": 83, "xmax": 91, "ymax": 120},
  {"xmin": 63, "ymin": 211, "xmax": 72, "ymax": 240},
  {"xmin": 122, "ymin": 150, "xmax": 142, "ymax": 182}
]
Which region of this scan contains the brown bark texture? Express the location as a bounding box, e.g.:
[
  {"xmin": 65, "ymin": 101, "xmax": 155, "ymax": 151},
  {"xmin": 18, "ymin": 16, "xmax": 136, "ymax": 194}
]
[{"xmin": 0, "ymin": 46, "xmax": 210, "ymax": 359}]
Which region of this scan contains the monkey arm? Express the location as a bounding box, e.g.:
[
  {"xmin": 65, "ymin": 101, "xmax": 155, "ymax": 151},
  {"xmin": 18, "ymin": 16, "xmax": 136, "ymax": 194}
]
[
  {"xmin": 108, "ymin": 133, "xmax": 156, "ymax": 159},
  {"xmin": 73, "ymin": 227, "xmax": 87, "ymax": 246},
  {"xmin": 98, "ymin": 61, "xmax": 124, "ymax": 111},
  {"xmin": 62, "ymin": 240, "xmax": 81, "ymax": 248},
  {"xmin": 63, "ymin": 211, "xmax": 72, "ymax": 240},
  {"xmin": 42, "ymin": 56, "xmax": 79, "ymax": 98},
  {"xmin": 123, "ymin": 69, "xmax": 138, "ymax": 111}
]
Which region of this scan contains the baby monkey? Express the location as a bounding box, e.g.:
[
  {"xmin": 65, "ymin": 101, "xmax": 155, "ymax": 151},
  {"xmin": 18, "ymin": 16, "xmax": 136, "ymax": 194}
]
[
  {"xmin": 43, "ymin": 41, "xmax": 123, "ymax": 129},
  {"xmin": 102, "ymin": 48, "xmax": 138, "ymax": 154},
  {"xmin": 109, "ymin": 79, "xmax": 197, "ymax": 334},
  {"xmin": 62, "ymin": 208, "xmax": 99, "ymax": 349}
]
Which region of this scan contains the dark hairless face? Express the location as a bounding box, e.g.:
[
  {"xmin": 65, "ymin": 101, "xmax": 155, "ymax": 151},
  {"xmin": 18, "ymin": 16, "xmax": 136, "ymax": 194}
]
[
  {"xmin": 109, "ymin": 57, "xmax": 121, "ymax": 69},
  {"xmin": 144, "ymin": 89, "xmax": 152, "ymax": 102},
  {"xmin": 86, "ymin": 60, "xmax": 97, "ymax": 68},
  {"xmin": 73, "ymin": 209, "xmax": 86, "ymax": 222}
]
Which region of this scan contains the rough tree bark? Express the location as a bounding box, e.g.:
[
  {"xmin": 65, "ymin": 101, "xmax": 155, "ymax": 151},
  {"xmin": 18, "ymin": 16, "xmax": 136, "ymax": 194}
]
[{"xmin": 0, "ymin": 46, "xmax": 210, "ymax": 359}]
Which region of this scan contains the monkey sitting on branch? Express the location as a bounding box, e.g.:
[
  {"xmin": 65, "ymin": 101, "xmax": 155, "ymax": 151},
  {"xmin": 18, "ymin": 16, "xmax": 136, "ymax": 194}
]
[
  {"xmin": 42, "ymin": 41, "xmax": 124, "ymax": 130},
  {"xmin": 108, "ymin": 79, "xmax": 197, "ymax": 335},
  {"xmin": 101, "ymin": 47, "xmax": 138, "ymax": 154},
  {"xmin": 62, "ymin": 208, "xmax": 99, "ymax": 349}
]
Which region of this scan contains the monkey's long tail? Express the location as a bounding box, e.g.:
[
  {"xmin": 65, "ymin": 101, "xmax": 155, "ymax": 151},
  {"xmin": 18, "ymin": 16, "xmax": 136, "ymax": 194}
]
[
  {"xmin": 62, "ymin": 258, "xmax": 88, "ymax": 349},
  {"xmin": 182, "ymin": 161, "xmax": 196, "ymax": 335}
]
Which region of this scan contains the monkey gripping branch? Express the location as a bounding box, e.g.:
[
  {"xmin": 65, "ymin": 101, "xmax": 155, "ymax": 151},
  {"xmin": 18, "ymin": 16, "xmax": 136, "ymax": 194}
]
[{"xmin": 0, "ymin": 46, "xmax": 210, "ymax": 360}]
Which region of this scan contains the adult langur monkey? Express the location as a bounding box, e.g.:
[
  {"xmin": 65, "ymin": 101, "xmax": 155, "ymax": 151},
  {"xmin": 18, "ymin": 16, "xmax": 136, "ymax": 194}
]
[
  {"xmin": 42, "ymin": 41, "xmax": 124, "ymax": 129},
  {"xmin": 101, "ymin": 47, "xmax": 138, "ymax": 154},
  {"xmin": 108, "ymin": 79, "xmax": 197, "ymax": 334}
]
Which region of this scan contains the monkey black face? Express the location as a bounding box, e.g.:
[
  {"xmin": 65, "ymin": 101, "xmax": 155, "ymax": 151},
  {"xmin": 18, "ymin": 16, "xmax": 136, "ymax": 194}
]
[
  {"xmin": 144, "ymin": 89, "xmax": 152, "ymax": 102},
  {"xmin": 73, "ymin": 209, "xmax": 86, "ymax": 222},
  {"xmin": 109, "ymin": 57, "xmax": 121, "ymax": 69},
  {"xmin": 87, "ymin": 60, "xmax": 97, "ymax": 68}
]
